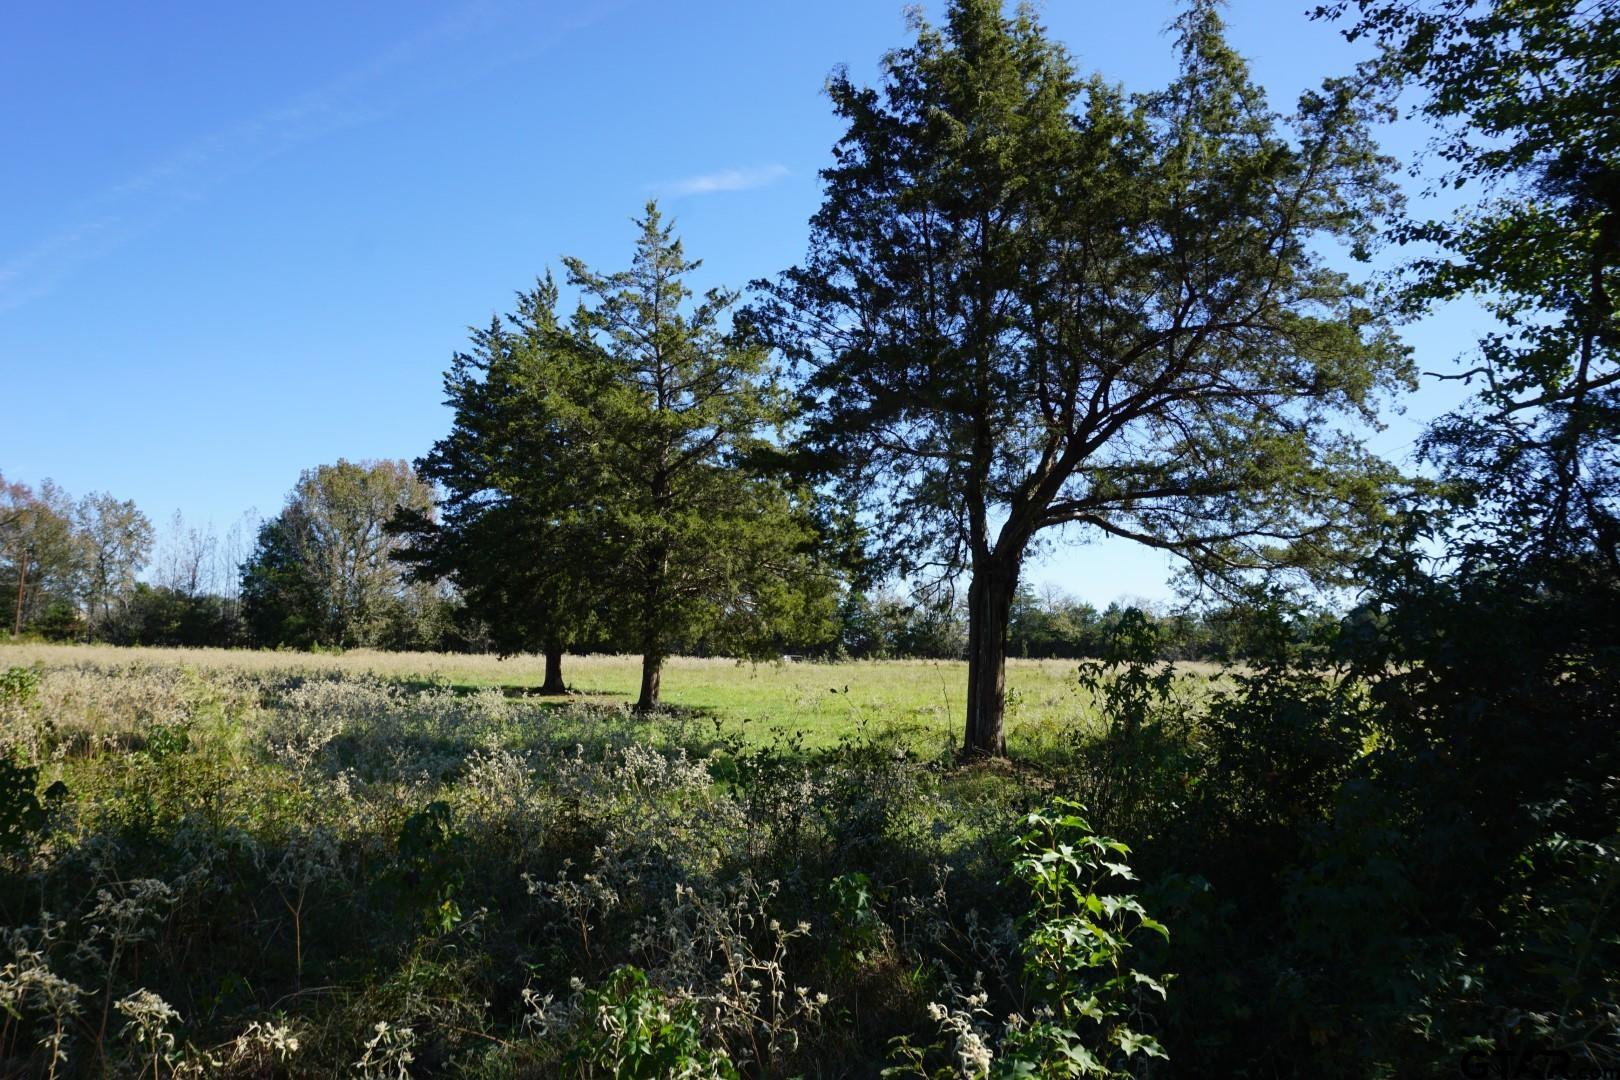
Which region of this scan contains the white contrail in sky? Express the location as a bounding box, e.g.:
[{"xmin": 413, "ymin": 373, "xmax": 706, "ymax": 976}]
[{"xmin": 0, "ymin": 0, "xmax": 615, "ymax": 314}]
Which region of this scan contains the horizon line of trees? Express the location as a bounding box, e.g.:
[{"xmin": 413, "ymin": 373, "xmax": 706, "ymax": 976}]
[
  {"xmin": 0, "ymin": 471, "xmax": 252, "ymax": 647},
  {"xmin": 5, "ymin": 460, "xmax": 1327, "ymax": 664}
]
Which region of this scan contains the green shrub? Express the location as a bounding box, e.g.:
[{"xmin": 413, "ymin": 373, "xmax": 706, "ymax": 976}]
[{"xmin": 565, "ymin": 966, "xmax": 737, "ymax": 1079}]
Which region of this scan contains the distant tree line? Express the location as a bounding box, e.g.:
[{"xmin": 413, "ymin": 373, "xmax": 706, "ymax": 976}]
[
  {"xmin": 834, "ymin": 583, "xmax": 1336, "ymax": 662},
  {"xmin": 5, "ymin": 459, "xmax": 1317, "ymax": 665},
  {"xmin": 0, "ymin": 471, "xmax": 265, "ymax": 647}
]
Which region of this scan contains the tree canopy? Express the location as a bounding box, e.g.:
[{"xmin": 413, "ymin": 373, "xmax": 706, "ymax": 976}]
[
  {"xmin": 560, "ymin": 205, "xmax": 835, "ymax": 708},
  {"xmin": 397, "ymin": 206, "xmax": 836, "ymax": 707},
  {"xmin": 1325, "ymin": 0, "xmax": 1620, "ymax": 562},
  {"xmin": 242, "ymin": 459, "xmax": 441, "ymax": 649},
  {"xmin": 2, "ymin": 475, "xmax": 87, "ymax": 638},
  {"xmin": 393, "ymin": 275, "xmax": 609, "ymax": 691},
  {"xmin": 752, "ymin": 0, "xmax": 1412, "ymax": 754}
]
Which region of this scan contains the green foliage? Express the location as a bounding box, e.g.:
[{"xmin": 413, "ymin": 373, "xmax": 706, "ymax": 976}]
[
  {"xmin": 826, "ymin": 871, "xmax": 885, "ymax": 968},
  {"xmin": 392, "ymin": 800, "xmax": 464, "ymax": 935},
  {"xmin": 560, "ymin": 205, "xmax": 837, "ymax": 706},
  {"xmin": 754, "ymin": 0, "xmax": 1411, "ymax": 754},
  {"xmin": 1, "ymin": 474, "xmax": 84, "ymax": 638},
  {"xmin": 565, "ymin": 966, "xmax": 738, "ymax": 1079},
  {"xmin": 0, "ymin": 662, "xmax": 40, "ymax": 706},
  {"xmin": 75, "ymin": 491, "xmax": 155, "ymax": 634},
  {"xmin": 884, "ymin": 800, "xmax": 1171, "ymax": 1079},
  {"xmin": 1200, "ymin": 606, "xmax": 1372, "ymax": 837},
  {"xmin": 241, "ymin": 459, "xmax": 443, "ymax": 649},
  {"xmin": 142, "ymin": 719, "xmax": 191, "ymax": 761},
  {"xmin": 0, "ymin": 756, "xmax": 65, "ymax": 856},
  {"xmin": 1077, "ymin": 610, "xmax": 1173, "ymax": 739},
  {"xmin": 400, "ymin": 207, "xmax": 839, "ymax": 704},
  {"xmin": 105, "ymin": 582, "xmax": 247, "ymax": 647},
  {"xmin": 394, "ymin": 272, "xmax": 607, "ymax": 678},
  {"xmin": 2, "ymin": 474, "xmax": 162, "ymax": 643},
  {"xmin": 1324, "ymin": 0, "xmax": 1619, "ymax": 559},
  {"xmin": 999, "ymin": 801, "xmax": 1169, "ymax": 1078}
]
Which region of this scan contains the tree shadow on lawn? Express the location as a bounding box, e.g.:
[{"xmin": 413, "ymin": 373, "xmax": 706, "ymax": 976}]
[{"xmin": 394, "ymin": 677, "xmax": 638, "ymax": 704}]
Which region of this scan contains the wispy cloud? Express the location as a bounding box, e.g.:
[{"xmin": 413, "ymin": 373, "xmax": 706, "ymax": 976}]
[
  {"xmin": 0, "ymin": 0, "xmax": 619, "ymax": 314},
  {"xmin": 660, "ymin": 164, "xmax": 790, "ymax": 198}
]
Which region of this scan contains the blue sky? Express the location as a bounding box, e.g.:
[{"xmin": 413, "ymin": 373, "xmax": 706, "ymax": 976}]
[{"xmin": 0, "ymin": 1, "xmax": 1475, "ymax": 607}]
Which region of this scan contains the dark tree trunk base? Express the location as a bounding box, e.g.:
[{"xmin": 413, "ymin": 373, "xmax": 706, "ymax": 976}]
[
  {"xmin": 635, "ymin": 652, "xmax": 663, "ymax": 712},
  {"xmin": 540, "ymin": 642, "xmax": 567, "ymax": 695},
  {"xmin": 962, "ymin": 556, "xmax": 1017, "ymax": 758}
]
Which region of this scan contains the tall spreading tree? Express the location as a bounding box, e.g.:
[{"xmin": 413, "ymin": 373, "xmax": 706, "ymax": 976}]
[
  {"xmin": 565, "ymin": 205, "xmax": 834, "ymax": 709},
  {"xmin": 753, "ymin": 0, "xmax": 1411, "ymax": 755},
  {"xmin": 242, "ymin": 459, "xmax": 439, "ymax": 648},
  {"xmin": 76, "ymin": 492, "xmax": 154, "ymax": 630},
  {"xmin": 393, "ymin": 276, "xmax": 607, "ymax": 692}
]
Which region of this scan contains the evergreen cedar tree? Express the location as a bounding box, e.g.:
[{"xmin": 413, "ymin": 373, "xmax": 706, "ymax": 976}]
[
  {"xmin": 393, "ymin": 275, "xmax": 602, "ymax": 694},
  {"xmin": 747, "ymin": 0, "xmax": 1413, "ymax": 756},
  {"xmin": 397, "ymin": 207, "xmax": 834, "ymax": 710}
]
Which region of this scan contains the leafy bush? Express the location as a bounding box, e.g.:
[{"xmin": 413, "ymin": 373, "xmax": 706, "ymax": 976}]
[
  {"xmin": 886, "ymin": 800, "xmax": 1171, "ymax": 1079},
  {"xmin": 564, "ymin": 965, "xmax": 738, "ymax": 1079}
]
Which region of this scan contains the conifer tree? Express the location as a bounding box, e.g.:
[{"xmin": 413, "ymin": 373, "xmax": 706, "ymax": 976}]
[
  {"xmin": 395, "ymin": 275, "xmax": 606, "ymax": 692},
  {"xmin": 402, "ymin": 208, "xmax": 834, "ymax": 705},
  {"xmin": 564, "ymin": 205, "xmax": 833, "ymax": 709},
  {"xmin": 753, "ymin": 0, "xmax": 1412, "ymax": 755}
]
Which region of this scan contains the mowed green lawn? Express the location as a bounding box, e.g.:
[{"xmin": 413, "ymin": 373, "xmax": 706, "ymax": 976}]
[{"xmin": 0, "ymin": 642, "xmax": 1170, "ymax": 751}]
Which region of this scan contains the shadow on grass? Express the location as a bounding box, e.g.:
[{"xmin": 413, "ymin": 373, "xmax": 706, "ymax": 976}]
[{"xmin": 383, "ymin": 676, "xmax": 633, "ymax": 701}]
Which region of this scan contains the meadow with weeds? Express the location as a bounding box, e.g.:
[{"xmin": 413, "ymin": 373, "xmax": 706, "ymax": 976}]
[
  {"xmin": 0, "ymin": 644, "xmax": 1201, "ymax": 753},
  {"xmin": 0, "ymin": 644, "xmax": 1186, "ymax": 1077},
  {"xmin": 3, "ymin": 603, "xmax": 1618, "ymax": 1078}
]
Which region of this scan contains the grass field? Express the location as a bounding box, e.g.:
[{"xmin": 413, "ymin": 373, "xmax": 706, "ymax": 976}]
[
  {"xmin": 0, "ymin": 638, "xmax": 1246, "ymax": 1073},
  {"xmin": 0, "ymin": 638, "xmax": 1146, "ymax": 1073},
  {"xmin": 0, "ymin": 641, "xmax": 1203, "ymax": 752}
]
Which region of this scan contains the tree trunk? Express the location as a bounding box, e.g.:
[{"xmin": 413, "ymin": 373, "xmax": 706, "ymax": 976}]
[
  {"xmin": 634, "ymin": 537, "xmax": 669, "ymax": 713},
  {"xmin": 636, "ymin": 650, "xmax": 663, "ymax": 712},
  {"xmin": 12, "ymin": 554, "xmax": 25, "ymax": 637},
  {"xmin": 541, "ymin": 640, "xmax": 567, "ymax": 695},
  {"xmin": 963, "ymin": 555, "xmax": 1017, "ymax": 757}
]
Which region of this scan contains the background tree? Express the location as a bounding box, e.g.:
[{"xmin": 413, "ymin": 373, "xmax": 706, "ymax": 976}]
[
  {"xmin": 393, "ymin": 276, "xmax": 607, "ymax": 693},
  {"xmin": 76, "ymin": 492, "xmax": 154, "ymax": 632},
  {"xmin": 565, "ymin": 205, "xmax": 836, "ymax": 709},
  {"xmin": 136, "ymin": 511, "xmax": 256, "ymax": 646},
  {"xmin": 0, "ymin": 475, "xmax": 84, "ymax": 638},
  {"xmin": 241, "ymin": 459, "xmax": 439, "ymax": 648},
  {"xmin": 155, "ymin": 510, "xmax": 217, "ymax": 600},
  {"xmin": 106, "ymin": 583, "xmax": 245, "ymax": 647},
  {"xmin": 754, "ymin": 0, "xmax": 1411, "ymax": 754}
]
